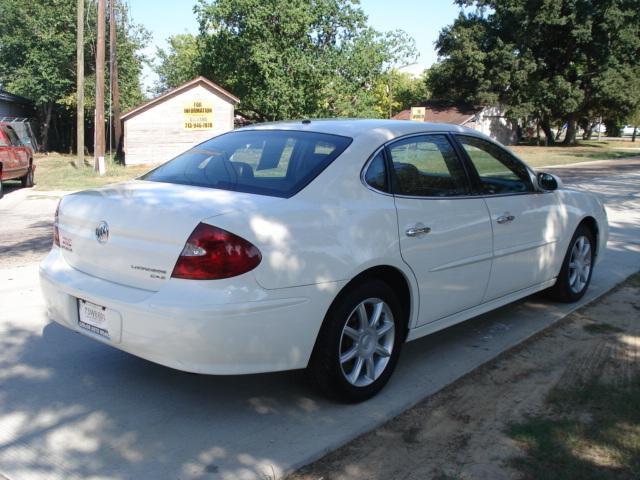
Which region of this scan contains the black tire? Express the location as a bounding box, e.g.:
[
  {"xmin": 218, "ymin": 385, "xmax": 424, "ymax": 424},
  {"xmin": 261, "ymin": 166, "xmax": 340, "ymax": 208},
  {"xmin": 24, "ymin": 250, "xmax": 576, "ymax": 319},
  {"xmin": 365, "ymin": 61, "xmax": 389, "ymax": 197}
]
[
  {"xmin": 0, "ymin": 178, "xmax": 3, "ymax": 199},
  {"xmin": 21, "ymin": 164, "xmax": 34, "ymax": 188},
  {"xmin": 307, "ymin": 279, "xmax": 406, "ymax": 403},
  {"xmin": 546, "ymin": 224, "xmax": 595, "ymax": 303}
]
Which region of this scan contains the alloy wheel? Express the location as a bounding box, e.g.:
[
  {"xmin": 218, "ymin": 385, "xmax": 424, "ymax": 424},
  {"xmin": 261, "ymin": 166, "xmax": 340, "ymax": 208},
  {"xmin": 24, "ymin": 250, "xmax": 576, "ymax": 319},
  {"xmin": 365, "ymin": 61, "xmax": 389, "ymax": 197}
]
[
  {"xmin": 568, "ymin": 235, "xmax": 592, "ymax": 294},
  {"xmin": 339, "ymin": 297, "xmax": 395, "ymax": 387}
]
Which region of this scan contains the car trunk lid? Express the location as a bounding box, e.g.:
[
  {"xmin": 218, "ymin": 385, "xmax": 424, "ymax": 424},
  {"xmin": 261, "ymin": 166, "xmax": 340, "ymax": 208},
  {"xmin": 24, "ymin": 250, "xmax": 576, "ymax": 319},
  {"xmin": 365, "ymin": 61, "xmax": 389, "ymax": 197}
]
[{"xmin": 57, "ymin": 180, "xmax": 281, "ymax": 291}]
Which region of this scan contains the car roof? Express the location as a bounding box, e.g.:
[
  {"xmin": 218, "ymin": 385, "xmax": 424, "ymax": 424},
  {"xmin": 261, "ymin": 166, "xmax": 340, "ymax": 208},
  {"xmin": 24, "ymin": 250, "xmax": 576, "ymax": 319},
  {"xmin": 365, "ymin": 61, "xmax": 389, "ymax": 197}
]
[{"xmin": 240, "ymin": 118, "xmax": 487, "ymax": 142}]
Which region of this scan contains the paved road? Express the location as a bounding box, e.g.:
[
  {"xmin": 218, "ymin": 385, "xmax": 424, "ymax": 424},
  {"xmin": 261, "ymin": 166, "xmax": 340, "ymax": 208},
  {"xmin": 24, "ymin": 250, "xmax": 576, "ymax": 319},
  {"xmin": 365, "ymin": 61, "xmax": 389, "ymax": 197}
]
[
  {"xmin": 0, "ymin": 185, "xmax": 61, "ymax": 268},
  {"xmin": 0, "ymin": 159, "xmax": 639, "ymax": 480}
]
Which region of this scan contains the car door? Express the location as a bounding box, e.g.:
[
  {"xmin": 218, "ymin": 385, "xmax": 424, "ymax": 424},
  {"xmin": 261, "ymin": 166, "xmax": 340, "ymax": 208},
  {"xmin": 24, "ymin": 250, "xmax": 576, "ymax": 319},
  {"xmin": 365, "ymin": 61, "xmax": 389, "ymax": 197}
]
[
  {"xmin": 454, "ymin": 134, "xmax": 563, "ymax": 301},
  {"xmin": 386, "ymin": 134, "xmax": 493, "ymax": 326}
]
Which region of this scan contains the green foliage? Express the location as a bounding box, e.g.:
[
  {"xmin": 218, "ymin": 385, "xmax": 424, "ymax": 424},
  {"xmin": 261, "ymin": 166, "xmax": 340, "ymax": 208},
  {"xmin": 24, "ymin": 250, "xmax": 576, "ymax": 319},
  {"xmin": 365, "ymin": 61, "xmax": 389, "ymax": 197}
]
[
  {"xmin": 153, "ymin": 34, "xmax": 201, "ymax": 94},
  {"xmin": 373, "ymin": 69, "xmax": 430, "ymax": 118},
  {"xmin": 0, "ymin": 0, "xmax": 149, "ymax": 150},
  {"xmin": 427, "ymin": 0, "xmax": 640, "ymax": 144},
  {"xmin": 0, "ymin": 0, "xmax": 76, "ymax": 106},
  {"xmin": 174, "ymin": 0, "xmax": 418, "ymax": 121}
]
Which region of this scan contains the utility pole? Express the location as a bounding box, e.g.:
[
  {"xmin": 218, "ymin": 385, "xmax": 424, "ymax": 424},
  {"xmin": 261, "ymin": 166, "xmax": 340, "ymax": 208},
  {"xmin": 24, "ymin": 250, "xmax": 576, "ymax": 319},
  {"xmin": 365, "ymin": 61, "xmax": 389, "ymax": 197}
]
[
  {"xmin": 76, "ymin": 0, "xmax": 84, "ymax": 168},
  {"xmin": 109, "ymin": 0, "xmax": 122, "ymax": 159},
  {"xmin": 95, "ymin": 0, "xmax": 106, "ymax": 174}
]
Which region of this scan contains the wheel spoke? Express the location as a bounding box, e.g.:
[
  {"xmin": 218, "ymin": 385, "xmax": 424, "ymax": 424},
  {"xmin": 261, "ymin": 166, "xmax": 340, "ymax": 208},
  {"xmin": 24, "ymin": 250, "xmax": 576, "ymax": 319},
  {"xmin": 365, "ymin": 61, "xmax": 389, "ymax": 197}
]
[
  {"xmin": 581, "ymin": 242, "xmax": 591, "ymax": 258},
  {"xmin": 340, "ymin": 347, "xmax": 358, "ymax": 364},
  {"xmin": 375, "ymin": 344, "xmax": 391, "ymax": 358},
  {"xmin": 356, "ymin": 303, "xmax": 368, "ymax": 330},
  {"xmin": 365, "ymin": 357, "xmax": 376, "ymax": 380},
  {"xmin": 349, "ymin": 357, "xmax": 364, "ymax": 384},
  {"xmin": 369, "ymin": 301, "xmax": 383, "ymax": 327},
  {"xmin": 343, "ymin": 326, "xmax": 360, "ymax": 341},
  {"xmin": 377, "ymin": 321, "xmax": 394, "ymax": 337},
  {"xmin": 569, "ymin": 261, "xmax": 578, "ymax": 270},
  {"xmin": 569, "ymin": 270, "xmax": 578, "ymax": 286}
]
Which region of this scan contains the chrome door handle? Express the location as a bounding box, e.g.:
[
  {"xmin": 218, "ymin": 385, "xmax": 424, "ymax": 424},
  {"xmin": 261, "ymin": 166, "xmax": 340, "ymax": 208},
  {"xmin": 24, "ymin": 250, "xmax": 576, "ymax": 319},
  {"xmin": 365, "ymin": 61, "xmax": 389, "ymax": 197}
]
[
  {"xmin": 496, "ymin": 213, "xmax": 515, "ymax": 224},
  {"xmin": 405, "ymin": 223, "xmax": 431, "ymax": 237}
]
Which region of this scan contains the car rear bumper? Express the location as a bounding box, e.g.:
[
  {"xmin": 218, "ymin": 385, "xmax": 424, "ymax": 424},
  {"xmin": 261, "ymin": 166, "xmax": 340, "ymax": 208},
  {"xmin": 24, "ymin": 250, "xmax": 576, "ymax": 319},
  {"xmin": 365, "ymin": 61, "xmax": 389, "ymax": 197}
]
[{"xmin": 39, "ymin": 248, "xmax": 342, "ymax": 375}]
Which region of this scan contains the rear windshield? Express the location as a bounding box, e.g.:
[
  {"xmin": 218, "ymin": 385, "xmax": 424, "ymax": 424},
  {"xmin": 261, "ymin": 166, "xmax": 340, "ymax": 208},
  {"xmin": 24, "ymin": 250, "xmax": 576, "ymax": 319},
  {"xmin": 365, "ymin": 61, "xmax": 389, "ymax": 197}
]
[{"xmin": 140, "ymin": 130, "xmax": 352, "ymax": 198}]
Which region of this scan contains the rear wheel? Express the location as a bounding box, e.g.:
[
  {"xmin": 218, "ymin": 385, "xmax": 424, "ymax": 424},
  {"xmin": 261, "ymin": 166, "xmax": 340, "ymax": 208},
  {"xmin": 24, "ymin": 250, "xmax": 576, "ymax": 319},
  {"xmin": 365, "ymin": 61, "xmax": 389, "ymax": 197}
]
[
  {"xmin": 546, "ymin": 224, "xmax": 595, "ymax": 302},
  {"xmin": 21, "ymin": 164, "xmax": 34, "ymax": 188},
  {"xmin": 308, "ymin": 279, "xmax": 405, "ymax": 402}
]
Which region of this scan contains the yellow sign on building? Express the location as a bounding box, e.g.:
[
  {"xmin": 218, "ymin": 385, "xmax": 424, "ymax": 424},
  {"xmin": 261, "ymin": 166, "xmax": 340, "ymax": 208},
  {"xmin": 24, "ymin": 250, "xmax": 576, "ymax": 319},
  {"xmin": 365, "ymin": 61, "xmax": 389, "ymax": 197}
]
[
  {"xmin": 183, "ymin": 100, "xmax": 214, "ymax": 130},
  {"xmin": 410, "ymin": 107, "xmax": 426, "ymax": 122}
]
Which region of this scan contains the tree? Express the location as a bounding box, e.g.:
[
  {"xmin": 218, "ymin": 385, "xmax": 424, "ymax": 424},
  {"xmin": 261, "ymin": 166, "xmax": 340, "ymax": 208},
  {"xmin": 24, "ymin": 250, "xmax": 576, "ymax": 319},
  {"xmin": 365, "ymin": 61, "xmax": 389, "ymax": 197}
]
[
  {"xmin": 188, "ymin": 0, "xmax": 416, "ymax": 121},
  {"xmin": 427, "ymin": 0, "xmax": 640, "ymax": 145},
  {"xmin": 0, "ymin": 0, "xmax": 149, "ymax": 152},
  {"xmin": 154, "ymin": 34, "xmax": 201, "ymax": 94},
  {"xmin": 627, "ymin": 108, "xmax": 640, "ymax": 142},
  {"xmin": 373, "ymin": 69, "xmax": 429, "ymax": 118}
]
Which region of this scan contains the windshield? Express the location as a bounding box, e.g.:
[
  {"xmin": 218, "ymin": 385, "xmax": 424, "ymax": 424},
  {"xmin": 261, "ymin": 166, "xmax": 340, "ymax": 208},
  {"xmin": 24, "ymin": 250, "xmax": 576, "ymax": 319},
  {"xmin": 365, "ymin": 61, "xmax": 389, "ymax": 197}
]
[{"xmin": 141, "ymin": 129, "xmax": 352, "ymax": 198}]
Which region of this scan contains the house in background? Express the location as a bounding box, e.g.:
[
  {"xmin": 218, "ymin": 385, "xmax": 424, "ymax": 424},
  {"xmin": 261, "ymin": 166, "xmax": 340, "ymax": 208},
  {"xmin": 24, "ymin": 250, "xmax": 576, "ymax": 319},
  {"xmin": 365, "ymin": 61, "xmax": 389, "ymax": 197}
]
[
  {"xmin": 122, "ymin": 76, "xmax": 239, "ymax": 166},
  {"xmin": 393, "ymin": 101, "xmax": 518, "ymax": 145}
]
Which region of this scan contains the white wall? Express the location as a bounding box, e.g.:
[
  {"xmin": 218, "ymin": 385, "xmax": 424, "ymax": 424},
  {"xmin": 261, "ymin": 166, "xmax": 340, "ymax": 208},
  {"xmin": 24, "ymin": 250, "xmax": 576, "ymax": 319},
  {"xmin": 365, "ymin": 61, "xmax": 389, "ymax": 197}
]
[
  {"xmin": 466, "ymin": 105, "xmax": 518, "ymax": 145},
  {"xmin": 124, "ymin": 84, "xmax": 235, "ymax": 165}
]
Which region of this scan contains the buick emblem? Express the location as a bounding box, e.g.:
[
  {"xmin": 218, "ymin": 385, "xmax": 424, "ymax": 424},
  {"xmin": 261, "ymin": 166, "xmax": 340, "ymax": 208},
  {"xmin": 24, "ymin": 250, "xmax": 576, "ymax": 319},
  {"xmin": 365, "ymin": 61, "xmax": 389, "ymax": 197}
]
[{"xmin": 95, "ymin": 221, "xmax": 109, "ymax": 244}]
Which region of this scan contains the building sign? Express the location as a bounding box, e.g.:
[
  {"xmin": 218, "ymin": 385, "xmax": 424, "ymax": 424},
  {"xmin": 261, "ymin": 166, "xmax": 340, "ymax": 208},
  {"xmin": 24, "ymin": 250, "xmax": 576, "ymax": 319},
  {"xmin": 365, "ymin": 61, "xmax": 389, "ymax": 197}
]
[
  {"xmin": 410, "ymin": 107, "xmax": 426, "ymax": 122},
  {"xmin": 183, "ymin": 100, "xmax": 213, "ymax": 130}
]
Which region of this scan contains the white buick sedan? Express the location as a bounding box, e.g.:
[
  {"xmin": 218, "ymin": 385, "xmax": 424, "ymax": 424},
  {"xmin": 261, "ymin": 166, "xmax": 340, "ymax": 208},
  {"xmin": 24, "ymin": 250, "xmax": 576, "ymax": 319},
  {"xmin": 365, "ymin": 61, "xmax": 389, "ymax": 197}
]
[{"xmin": 40, "ymin": 120, "xmax": 608, "ymax": 402}]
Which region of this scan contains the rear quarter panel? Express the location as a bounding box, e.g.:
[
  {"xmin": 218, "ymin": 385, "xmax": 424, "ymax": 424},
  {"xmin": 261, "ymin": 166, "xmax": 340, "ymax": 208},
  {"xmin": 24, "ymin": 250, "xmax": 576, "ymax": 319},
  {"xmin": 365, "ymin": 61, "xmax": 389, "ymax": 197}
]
[{"xmin": 203, "ymin": 134, "xmax": 420, "ymax": 316}]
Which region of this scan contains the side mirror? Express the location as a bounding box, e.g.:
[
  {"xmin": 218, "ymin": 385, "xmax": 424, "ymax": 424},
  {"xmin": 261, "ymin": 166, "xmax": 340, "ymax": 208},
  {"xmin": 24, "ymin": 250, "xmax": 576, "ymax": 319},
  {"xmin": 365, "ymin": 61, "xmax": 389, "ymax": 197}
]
[{"xmin": 537, "ymin": 172, "xmax": 562, "ymax": 191}]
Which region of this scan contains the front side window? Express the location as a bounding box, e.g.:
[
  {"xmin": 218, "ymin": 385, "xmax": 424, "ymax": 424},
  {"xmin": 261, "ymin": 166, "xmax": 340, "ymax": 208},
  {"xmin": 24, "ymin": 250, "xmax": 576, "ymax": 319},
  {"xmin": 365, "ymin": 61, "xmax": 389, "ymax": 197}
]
[
  {"xmin": 141, "ymin": 130, "xmax": 352, "ymax": 198},
  {"xmin": 456, "ymin": 135, "xmax": 533, "ymax": 195},
  {"xmin": 386, "ymin": 134, "xmax": 469, "ymax": 197}
]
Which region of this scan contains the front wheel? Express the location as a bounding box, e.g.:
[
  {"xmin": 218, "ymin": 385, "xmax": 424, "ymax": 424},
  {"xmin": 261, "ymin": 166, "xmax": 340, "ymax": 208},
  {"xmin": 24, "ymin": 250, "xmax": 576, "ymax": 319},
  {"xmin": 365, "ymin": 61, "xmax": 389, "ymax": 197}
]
[
  {"xmin": 546, "ymin": 224, "xmax": 595, "ymax": 302},
  {"xmin": 307, "ymin": 279, "xmax": 405, "ymax": 402}
]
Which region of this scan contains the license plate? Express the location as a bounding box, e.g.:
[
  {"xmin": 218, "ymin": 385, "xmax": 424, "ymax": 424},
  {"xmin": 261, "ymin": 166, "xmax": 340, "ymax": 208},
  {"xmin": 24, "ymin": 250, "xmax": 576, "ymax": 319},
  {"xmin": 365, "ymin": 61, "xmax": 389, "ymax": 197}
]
[{"xmin": 78, "ymin": 299, "xmax": 110, "ymax": 339}]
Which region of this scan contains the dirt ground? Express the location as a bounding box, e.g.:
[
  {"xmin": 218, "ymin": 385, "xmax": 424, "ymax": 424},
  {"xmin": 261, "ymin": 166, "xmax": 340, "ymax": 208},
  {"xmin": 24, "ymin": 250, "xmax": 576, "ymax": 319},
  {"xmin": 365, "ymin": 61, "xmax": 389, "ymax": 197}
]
[{"xmin": 288, "ymin": 274, "xmax": 640, "ymax": 480}]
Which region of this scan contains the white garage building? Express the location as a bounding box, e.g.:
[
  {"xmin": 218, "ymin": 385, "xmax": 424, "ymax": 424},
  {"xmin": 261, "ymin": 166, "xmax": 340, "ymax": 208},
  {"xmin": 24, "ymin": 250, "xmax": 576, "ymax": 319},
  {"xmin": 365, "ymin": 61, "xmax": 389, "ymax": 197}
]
[{"xmin": 122, "ymin": 76, "xmax": 239, "ymax": 165}]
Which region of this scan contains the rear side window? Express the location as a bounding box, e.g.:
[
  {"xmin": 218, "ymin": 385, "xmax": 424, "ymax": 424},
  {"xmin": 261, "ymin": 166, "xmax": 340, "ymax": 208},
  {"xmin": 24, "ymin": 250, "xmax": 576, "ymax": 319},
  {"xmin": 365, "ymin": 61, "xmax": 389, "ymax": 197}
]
[
  {"xmin": 386, "ymin": 134, "xmax": 469, "ymax": 197},
  {"xmin": 364, "ymin": 151, "xmax": 389, "ymax": 193},
  {"xmin": 3, "ymin": 126, "xmax": 21, "ymax": 146},
  {"xmin": 141, "ymin": 130, "xmax": 352, "ymax": 198}
]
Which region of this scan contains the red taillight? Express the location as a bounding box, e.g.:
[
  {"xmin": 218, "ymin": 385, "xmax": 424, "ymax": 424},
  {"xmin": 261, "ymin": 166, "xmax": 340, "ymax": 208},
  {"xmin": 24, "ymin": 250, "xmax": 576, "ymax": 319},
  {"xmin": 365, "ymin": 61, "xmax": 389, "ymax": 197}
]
[
  {"xmin": 171, "ymin": 223, "xmax": 262, "ymax": 280},
  {"xmin": 53, "ymin": 200, "xmax": 61, "ymax": 247}
]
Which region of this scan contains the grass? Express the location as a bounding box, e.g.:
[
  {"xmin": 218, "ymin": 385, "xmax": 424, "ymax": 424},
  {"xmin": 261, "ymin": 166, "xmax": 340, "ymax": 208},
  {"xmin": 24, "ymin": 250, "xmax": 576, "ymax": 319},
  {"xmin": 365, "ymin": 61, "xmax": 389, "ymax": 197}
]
[
  {"xmin": 29, "ymin": 153, "xmax": 153, "ymax": 191},
  {"xmin": 507, "ymin": 375, "xmax": 640, "ymax": 479},
  {"xmin": 583, "ymin": 323, "xmax": 626, "ymax": 335},
  {"xmin": 507, "ymin": 273, "xmax": 640, "ymax": 479},
  {"xmin": 512, "ymin": 139, "xmax": 640, "ymax": 168}
]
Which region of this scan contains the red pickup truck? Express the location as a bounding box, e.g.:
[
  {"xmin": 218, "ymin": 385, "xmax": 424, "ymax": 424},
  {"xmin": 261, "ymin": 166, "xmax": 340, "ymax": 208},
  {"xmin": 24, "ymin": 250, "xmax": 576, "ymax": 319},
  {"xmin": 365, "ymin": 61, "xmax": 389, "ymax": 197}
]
[{"xmin": 0, "ymin": 122, "xmax": 35, "ymax": 198}]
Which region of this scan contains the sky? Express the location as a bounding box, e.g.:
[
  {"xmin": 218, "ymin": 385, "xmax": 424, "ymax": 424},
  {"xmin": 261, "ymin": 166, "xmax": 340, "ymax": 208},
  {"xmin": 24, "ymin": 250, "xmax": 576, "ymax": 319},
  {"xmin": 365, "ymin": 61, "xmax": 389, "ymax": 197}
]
[{"xmin": 128, "ymin": 0, "xmax": 464, "ymax": 91}]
